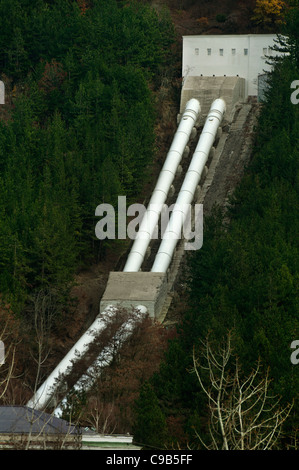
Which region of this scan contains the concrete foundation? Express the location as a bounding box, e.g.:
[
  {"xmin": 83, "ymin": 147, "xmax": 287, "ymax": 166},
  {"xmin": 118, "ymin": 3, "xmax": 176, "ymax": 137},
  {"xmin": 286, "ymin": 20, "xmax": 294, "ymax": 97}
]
[
  {"xmin": 180, "ymin": 76, "xmax": 245, "ymax": 124},
  {"xmin": 100, "ymin": 272, "xmax": 168, "ymax": 319}
]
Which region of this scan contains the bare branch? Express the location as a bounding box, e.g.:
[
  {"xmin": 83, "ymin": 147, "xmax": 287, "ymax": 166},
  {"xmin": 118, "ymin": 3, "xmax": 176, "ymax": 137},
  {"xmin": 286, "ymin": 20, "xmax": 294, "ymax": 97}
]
[{"xmin": 191, "ymin": 332, "xmax": 292, "ymax": 450}]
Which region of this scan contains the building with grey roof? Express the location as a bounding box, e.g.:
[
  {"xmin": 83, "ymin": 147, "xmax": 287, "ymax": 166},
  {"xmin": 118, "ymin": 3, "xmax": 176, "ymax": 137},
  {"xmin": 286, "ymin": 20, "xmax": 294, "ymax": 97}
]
[{"xmin": 0, "ymin": 406, "xmax": 81, "ymax": 449}]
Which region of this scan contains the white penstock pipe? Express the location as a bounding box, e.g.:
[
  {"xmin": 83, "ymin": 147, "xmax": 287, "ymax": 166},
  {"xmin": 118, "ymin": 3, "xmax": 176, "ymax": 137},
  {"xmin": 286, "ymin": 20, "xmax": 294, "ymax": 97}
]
[
  {"xmin": 123, "ymin": 98, "xmax": 200, "ymax": 272},
  {"xmin": 53, "ymin": 306, "xmax": 147, "ymax": 417},
  {"xmin": 26, "ymin": 306, "xmax": 118, "ymax": 410},
  {"xmin": 151, "ymin": 98, "xmax": 226, "ymax": 273}
]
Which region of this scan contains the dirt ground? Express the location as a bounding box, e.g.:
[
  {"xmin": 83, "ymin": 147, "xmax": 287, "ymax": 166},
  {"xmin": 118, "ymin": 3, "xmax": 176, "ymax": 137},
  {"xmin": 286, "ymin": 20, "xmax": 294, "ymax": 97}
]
[
  {"xmin": 152, "ymin": 0, "xmax": 259, "ymax": 36},
  {"xmin": 202, "ymin": 103, "xmax": 260, "ymax": 215}
]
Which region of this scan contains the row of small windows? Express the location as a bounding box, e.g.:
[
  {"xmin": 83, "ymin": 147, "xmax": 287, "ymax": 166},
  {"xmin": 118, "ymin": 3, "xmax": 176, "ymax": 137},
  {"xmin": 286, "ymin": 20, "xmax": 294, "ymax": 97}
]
[{"xmin": 195, "ymin": 47, "xmax": 272, "ymax": 56}]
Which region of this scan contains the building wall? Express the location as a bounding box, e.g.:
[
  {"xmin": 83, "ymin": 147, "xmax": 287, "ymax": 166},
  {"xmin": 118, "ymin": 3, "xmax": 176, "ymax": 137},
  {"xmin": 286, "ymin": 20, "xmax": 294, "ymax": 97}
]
[
  {"xmin": 0, "ymin": 433, "xmax": 81, "ymax": 449},
  {"xmin": 182, "ymin": 35, "xmax": 283, "ymax": 97},
  {"xmin": 81, "ymin": 433, "xmax": 141, "ymax": 450}
]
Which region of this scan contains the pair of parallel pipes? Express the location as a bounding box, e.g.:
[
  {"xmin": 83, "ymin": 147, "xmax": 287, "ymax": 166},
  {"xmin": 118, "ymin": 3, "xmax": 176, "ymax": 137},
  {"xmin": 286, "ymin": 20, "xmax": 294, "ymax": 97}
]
[
  {"xmin": 151, "ymin": 98, "xmax": 226, "ymax": 272},
  {"xmin": 123, "ymin": 98, "xmax": 201, "ymax": 272},
  {"xmin": 27, "ymin": 98, "xmax": 225, "ymax": 411},
  {"xmin": 124, "ymin": 97, "xmax": 226, "ymax": 273}
]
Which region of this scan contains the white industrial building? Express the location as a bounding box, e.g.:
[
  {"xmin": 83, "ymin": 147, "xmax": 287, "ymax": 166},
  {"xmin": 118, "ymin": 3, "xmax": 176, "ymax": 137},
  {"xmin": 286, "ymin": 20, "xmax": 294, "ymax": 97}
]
[{"xmin": 182, "ymin": 34, "xmax": 283, "ymax": 99}]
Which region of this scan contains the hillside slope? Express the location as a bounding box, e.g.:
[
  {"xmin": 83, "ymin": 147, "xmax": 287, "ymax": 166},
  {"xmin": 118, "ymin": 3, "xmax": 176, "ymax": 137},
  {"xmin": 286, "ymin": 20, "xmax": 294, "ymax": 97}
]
[{"xmin": 151, "ymin": 0, "xmax": 267, "ymax": 36}]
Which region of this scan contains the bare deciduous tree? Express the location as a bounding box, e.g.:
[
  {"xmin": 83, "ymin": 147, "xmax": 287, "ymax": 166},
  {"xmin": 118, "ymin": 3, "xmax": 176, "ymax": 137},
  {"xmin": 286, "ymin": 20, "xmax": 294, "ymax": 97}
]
[
  {"xmin": 191, "ymin": 331, "xmax": 292, "ymax": 450},
  {"xmin": 0, "ymin": 343, "xmax": 16, "ymax": 403},
  {"xmin": 82, "ymin": 396, "xmax": 117, "ymax": 434},
  {"xmin": 0, "ymin": 302, "xmax": 18, "ymax": 403},
  {"xmin": 29, "ymin": 288, "xmax": 59, "ymax": 395}
]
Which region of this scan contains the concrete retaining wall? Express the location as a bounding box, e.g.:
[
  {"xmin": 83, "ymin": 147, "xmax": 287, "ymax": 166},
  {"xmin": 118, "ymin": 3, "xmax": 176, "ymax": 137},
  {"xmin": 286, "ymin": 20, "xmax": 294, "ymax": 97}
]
[
  {"xmin": 100, "ymin": 272, "xmax": 168, "ymax": 319},
  {"xmin": 180, "ymin": 76, "xmax": 245, "ymax": 124}
]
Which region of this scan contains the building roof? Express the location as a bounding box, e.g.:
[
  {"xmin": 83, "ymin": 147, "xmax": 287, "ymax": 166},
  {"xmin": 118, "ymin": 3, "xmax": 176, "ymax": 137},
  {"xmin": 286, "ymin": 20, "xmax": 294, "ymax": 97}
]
[
  {"xmin": 182, "ymin": 33, "xmax": 278, "ymax": 38},
  {"xmin": 0, "ymin": 406, "xmax": 80, "ymax": 435}
]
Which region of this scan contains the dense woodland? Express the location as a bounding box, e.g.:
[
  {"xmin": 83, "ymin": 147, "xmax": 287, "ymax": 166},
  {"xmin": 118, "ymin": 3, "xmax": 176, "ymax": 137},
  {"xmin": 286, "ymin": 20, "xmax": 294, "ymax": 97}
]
[
  {"xmin": 0, "ymin": 0, "xmax": 175, "ymax": 314},
  {"xmin": 0, "ymin": 0, "xmax": 298, "ymax": 451},
  {"xmin": 134, "ymin": 3, "xmax": 299, "ymax": 449}
]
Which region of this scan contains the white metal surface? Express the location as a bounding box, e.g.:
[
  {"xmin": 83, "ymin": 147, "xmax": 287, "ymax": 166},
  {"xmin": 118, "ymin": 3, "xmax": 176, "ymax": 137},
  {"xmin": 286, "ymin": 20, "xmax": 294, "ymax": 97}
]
[
  {"xmin": 53, "ymin": 306, "xmax": 147, "ymax": 417},
  {"xmin": 123, "ymin": 98, "xmax": 200, "ymax": 272},
  {"xmin": 26, "ymin": 306, "xmax": 118, "ymax": 410},
  {"xmin": 151, "ymin": 98, "xmax": 226, "ymax": 273}
]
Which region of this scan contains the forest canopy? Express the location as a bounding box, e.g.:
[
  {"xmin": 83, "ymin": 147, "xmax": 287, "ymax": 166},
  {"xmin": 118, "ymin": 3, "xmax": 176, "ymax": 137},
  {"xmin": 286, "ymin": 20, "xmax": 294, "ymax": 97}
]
[
  {"xmin": 0, "ymin": 0, "xmax": 175, "ymax": 314},
  {"xmin": 133, "ymin": 6, "xmax": 299, "ymax": 449}
]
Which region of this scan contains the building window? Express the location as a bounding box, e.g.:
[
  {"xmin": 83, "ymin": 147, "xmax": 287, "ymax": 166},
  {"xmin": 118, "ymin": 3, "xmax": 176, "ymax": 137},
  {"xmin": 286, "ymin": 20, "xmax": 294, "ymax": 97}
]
[
  {"xmin": 219, "ymin": 48, "xmax": 224, "ymax": 56},
  {"xmin": 244, "ymin": 48, "xmax": 248, "ymax": 55},
  {"xmin": 195, "ymin": 48, "xmax": 199, "ymax": 55},
  {"xmin": 207, "ymin": 48, "xmax": 211, "ymax": 55},
  {"xmin": 263, "ymin": 47, "xmax": 267, "ymax": 56},
  {"xmin": 232, "ymin": 48, "xmax": 236, "ymax": 55}
]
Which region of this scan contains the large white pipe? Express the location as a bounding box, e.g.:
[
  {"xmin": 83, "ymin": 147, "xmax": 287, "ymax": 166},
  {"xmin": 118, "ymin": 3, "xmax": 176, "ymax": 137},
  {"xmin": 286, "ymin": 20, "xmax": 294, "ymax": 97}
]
[
  {"xmin": 123, "ymin": 98, "xmax": 200, "ymax": 272},
  {"xmin": 26, "ymin": 306, "xmax": 118, "ymax": 410},
  {"xmin": 53, "ymin": 306, "xmax": 147, "ymax": 417},
  {"xmin": 151, "ymin": 98, "xmax": 226, "ymax": 273}
]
